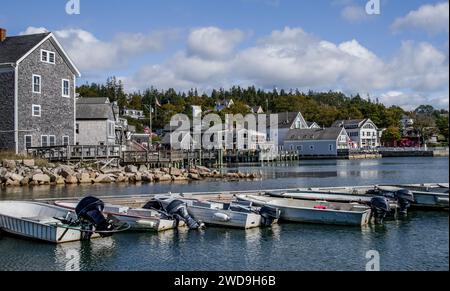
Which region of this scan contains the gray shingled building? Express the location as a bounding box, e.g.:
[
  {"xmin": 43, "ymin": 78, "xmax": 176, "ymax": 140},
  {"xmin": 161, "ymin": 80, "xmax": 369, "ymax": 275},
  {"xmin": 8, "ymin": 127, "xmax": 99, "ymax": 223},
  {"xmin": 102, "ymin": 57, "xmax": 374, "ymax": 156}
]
[
  {"xmin": 284, "ymin": 127, "xmax": 350, "ymax": 156},
  {"xmin": 76, "ymin": 97, "xmax": 118, "ymax": 146},
  {"xmin": 0, "ymin": 28, "xmax": 81, "ymax": 153}
]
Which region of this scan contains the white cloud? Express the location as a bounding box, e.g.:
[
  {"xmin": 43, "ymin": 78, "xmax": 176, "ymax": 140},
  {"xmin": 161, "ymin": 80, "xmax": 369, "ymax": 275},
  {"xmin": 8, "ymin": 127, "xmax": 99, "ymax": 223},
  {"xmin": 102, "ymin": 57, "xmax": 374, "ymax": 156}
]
[
  {"xmin": 392, "ymin": 2, "xmax": 449, "ymax": 34},
  {"xmin": 187, "ymin": 27, "xmax": 245, "ymax": 60},
  {"xmin": 341, "ymin": 5, "xmax": 369, "ymax": 22},
  {"xmin": 124, "ymin": 26, "xmax": 448, "ymax": 109},
  {"xmin": 20, "ymin": 27, "xmax": 49, "ymax": 35},
  {"xmin": 379, "ymin": 91, "xmax": 449, "ymax": 111},
  {"xmin": 20, "ymin": 26, "xmax": 178, "ymax": 73},
  {"xmin": 21, "ymin": 25, "xmax": 449, "ymax": 110}
]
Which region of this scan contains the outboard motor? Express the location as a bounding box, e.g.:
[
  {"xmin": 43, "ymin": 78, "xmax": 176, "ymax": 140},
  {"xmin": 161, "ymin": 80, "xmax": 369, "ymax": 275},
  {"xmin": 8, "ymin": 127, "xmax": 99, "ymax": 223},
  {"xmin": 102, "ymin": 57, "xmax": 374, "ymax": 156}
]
[
  {"xmin": 75, "ymin": 196, "xmax": 114, "ymax": 237},
  {"xmin": 395, "ymin": 189, "xmax": 415, "ymax": 216},
  {"xmin": 259, "ymin": 206, "xmax": 281, "ymax": 226},
  {"xmin": 370, "ymin": 197, "xmax": 390, "ymax": 224},
  {"xmin": 166, "ymin": 200, "xmax": 203, "ymax": 230}
]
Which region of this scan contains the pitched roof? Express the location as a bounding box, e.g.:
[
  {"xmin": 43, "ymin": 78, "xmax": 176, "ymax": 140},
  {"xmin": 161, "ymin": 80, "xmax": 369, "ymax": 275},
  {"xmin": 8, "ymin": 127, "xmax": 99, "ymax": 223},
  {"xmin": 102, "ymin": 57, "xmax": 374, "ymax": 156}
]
[
  {"xmin": 332, "ymin": 119, "xmax": 366, "ymax": 127},
  {"xmin": 76, "ymin": 103, "xmax": 115, "ymax": 120},
  {"xmin": 306, "ymin": 121, "xmax": 318, "ymax": 127},
  {"xmin": 76, "ymin": 97, "xmax": 110, "ymax": 104},
  {"xmin": 270, "ymin": 112, "xmax": 302, "ymax": 129},
  {"xmin": 285, "ymin": 127, "xmax": 345, "ymax": 141},
  {"xmin": 332, "ymin": 118, "xmax": 379, "ymax": 130},
  {"xmin": 0, "ymin": 32, "xmax": 81, "ymax": 76},
  {"xmin": 0, "ymin": 33, "xmax": 50, "ymax": 64}
]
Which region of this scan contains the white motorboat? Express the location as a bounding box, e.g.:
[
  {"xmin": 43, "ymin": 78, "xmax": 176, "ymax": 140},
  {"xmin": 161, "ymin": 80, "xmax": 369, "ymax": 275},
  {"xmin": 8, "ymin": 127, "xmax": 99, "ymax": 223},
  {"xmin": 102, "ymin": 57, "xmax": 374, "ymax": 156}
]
[
  {"xmin": 54, "ymin": 201, "xmax": 179, "ymax": 232},
  {"xmin": 300, "ymin": 185, "xmax": 449, "ymax": 209},
  {"xmin": 0, "ymin": 201, "xmax": 99, "ymax": 243},
  {"xmin": 154, "ymin": 195, "xmax": 281, "ymax": 229},
  {"xmin": 237, "ymin": 195, "xmax": 372, "ymax": 226}
]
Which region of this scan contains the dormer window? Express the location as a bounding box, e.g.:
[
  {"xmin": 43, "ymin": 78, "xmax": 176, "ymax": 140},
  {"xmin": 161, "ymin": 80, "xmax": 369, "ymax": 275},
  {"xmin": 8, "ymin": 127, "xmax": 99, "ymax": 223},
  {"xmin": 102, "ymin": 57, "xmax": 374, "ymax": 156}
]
[{"xmin": 41, "ymin": 49, "xmax": 55, "ymax": 64}]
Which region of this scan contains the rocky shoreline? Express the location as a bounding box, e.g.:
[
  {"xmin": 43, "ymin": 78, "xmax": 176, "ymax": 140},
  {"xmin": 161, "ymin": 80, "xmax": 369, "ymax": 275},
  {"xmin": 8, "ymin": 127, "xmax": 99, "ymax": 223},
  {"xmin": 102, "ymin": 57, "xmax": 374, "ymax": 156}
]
[{"xmin": 0, "ymin": 159, "xmax": 260, "ymax": 188}]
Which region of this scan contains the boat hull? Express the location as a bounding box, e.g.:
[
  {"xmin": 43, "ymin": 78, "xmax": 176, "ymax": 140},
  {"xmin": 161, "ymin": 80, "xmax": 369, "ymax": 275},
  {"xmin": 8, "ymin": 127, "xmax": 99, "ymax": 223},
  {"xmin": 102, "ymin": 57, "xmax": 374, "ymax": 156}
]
[
  {"xmin": 238, "ymin": 195, "xmax": 371, "ymax": 226},
  {"xmin": 277, "ymin": 206, "xmax": 371, "ymax": 226},
  {"xmin": 54, "ymin": 201, "xmax": 178, "ymax": 232},
  {"xmin": 187, "ymin": 206, "xmax": 263, "ymax": 229},
  {"xmin": 108, "ymin": 213, "xmax": 177, "ymax": 232},
  {"xmin": 0, "ymin": 214, "xmax": 91, "ymax": 244}
]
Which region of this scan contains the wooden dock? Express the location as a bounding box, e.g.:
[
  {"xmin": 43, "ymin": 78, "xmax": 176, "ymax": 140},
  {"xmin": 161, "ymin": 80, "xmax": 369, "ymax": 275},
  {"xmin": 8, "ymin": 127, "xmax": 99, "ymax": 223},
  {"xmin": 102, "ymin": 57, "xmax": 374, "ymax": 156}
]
[{"xmin": 27, "ymin": 145, "xmax": 221, "ymax": 168}]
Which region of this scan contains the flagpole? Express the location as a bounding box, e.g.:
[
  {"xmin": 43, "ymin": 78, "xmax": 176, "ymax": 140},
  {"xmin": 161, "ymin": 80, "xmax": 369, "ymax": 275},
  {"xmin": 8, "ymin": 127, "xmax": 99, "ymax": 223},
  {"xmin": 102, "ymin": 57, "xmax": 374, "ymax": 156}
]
[{"xmin": 150, "ymin": 104, "xmax": 153, "ymax": 150}]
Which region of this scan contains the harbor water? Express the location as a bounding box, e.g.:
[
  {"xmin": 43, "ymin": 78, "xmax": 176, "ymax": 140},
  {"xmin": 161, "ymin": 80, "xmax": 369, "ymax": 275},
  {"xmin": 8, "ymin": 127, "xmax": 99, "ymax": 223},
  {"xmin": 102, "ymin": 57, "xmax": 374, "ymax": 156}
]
[{"xmin": 0, "ymin": 157, "xmax": 448, "ymax": 271}]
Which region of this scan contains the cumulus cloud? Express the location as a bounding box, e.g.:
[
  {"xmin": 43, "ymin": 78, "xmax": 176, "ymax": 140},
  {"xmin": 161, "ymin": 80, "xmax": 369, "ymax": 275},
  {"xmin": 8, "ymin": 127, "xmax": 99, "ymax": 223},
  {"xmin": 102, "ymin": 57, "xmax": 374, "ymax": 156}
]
[
  {"xmin": 20, "ymin": 26, "xmax": 179, "ymax": 73},
  {"xmin": 341, "ymin": 5, "xmax": 369, "ymax": 22},
  {"xmin": 392, "ymin": 1, "xmax": 449, "ymax": 34},
  {"xmin": 187, "ymin": 27, "xmax": 245, "ymax": 60},
  {"xmin": 379, "ymin": 91, "xmax": 449, "ymax": 111},
  {"xmin": 20, "ymin": 25, "xmax": 449, "ymax": 110},
  {"xmin": 124, "ymin": 26, "xmax": 449, "ymax": 109}
]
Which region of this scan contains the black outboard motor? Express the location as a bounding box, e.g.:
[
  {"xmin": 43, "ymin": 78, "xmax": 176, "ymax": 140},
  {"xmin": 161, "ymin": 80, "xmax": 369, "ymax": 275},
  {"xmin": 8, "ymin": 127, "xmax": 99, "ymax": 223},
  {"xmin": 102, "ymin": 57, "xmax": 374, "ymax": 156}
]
[
  {"xmin": 370, "ymin": 197, "xmax": 391, "ymax": 224},
  {"xmin": 75, "ymin": 196, "xmax": 114, "ymax": 237},
  {"xmin": 166, "ymin": 200, "xmax": 203, "ymax": 230},
  {"xmin": 259, "ymin": 206, "xmax": 281, "ymax": 226},
  {"xmin": 395, "ymin": 189, "xmax": 415, "ymax": 216}
]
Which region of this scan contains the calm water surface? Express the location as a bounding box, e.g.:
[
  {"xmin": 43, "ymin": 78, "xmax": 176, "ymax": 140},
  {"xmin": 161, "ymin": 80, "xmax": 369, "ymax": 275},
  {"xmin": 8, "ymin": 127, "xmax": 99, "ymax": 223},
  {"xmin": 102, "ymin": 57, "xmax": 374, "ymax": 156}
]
[{"xmin": 0, "ymin": 157, "xmax": 448, "ymax": 271}]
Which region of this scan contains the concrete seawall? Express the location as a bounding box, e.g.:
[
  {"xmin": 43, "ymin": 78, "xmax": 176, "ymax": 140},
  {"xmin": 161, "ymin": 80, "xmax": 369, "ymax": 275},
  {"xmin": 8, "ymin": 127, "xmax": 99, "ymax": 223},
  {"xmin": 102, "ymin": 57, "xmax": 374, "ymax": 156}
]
[{"xmin": 380, "ymin": 149, "xmax": 449, "ymax": 158}]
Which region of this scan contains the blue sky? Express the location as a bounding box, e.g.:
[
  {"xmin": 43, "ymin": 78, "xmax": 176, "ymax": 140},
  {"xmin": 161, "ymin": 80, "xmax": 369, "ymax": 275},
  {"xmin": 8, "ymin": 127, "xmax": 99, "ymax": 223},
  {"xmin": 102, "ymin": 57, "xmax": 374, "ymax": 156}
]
[{"xmin": 1, "ymin": 0, "xmax": 449, "ymax": 110}]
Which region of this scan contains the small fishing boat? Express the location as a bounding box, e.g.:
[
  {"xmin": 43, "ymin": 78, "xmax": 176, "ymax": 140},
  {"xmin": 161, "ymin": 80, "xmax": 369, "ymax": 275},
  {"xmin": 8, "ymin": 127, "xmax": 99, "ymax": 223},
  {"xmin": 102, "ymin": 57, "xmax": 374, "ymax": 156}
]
[
  {"xmin": 0, "ymin": 198, "xmax": 127, "ymax": 243},
  {"xmin": 154, "ymin": 195, "xmax": 281, "ymax": 229},
  {"xmin": 237, "ymin": 195, "xmax": 372, "ymax": 226},
  {"xmin": 300, "ymin": 185, "xmax": 449, "ymax": 209},
  {"xmin": 376, "ymin": 186, "xmax": 449, "ymax": 209},
  {"xmin": 54, "ymin": 201, "xmax": 179, "ymax": 232},
  {"xmin": 268, "ymin": 191, "xmax": 379, "ymax": 204}
]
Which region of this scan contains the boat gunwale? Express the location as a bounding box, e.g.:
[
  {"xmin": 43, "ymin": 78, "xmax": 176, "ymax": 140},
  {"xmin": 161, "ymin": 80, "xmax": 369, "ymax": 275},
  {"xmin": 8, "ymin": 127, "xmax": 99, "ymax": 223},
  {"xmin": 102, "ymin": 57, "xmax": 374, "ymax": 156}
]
[
  {"xmin": 53, "ymin": 201, "xmax": 172, "ymax": 222},
  {"xmin": 238, "ymin": 195, "xmax": 371, "ymax": 215},
  {"xmin": 0, "ymin": 201, "xmax": 77, "ymax": 228}
]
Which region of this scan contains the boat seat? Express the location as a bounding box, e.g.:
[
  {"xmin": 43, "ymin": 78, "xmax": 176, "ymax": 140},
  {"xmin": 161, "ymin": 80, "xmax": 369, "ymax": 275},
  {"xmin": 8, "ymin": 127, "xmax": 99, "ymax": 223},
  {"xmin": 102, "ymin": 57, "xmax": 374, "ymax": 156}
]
[
  {"xmin": 22, "ymin": 217, "xmax": 61, "ymax": 224},
  {"xmin": 105, "ymin": 205, "xmax": 129, "ymax": 214},
  {"xmin": 193, "ymin": 201, "xmax": 212, "ymax": 208}
]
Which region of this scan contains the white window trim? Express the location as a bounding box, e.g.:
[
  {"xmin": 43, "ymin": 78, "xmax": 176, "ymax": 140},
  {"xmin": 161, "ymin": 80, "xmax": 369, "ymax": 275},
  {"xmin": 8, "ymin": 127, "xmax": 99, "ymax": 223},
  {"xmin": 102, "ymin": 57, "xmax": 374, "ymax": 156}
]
[
  {"xmin": 41, "ymin": 50, "xmax": 48, "ymax": 62},
  {"xmin": 32, "ymin": 74, "xmax": 41, "ymax": 94},
  {"xmin": 62, "ymin": 136, "xmax": 70, "ymax": 146},
  {"xmin": 49, "ymin": 135, "xmax": 56, "ymax": 146},
  {"xmin": 62, "ymin": 79, "xmax": 70, "ymax": 98},
  {"xmin": 24, "ymin": 135, "xmax": 32, "ymax": 149},
  {"xmin": 107, "ymin": 121, "xmax": 115, "ymax": 138},
  {"xmin": 41, "ymin": 49, "xmax": 55, "ymax": 64},
  {"xmin": 32, "ymin": 104, "xmax": 41, "ymax": 117},
  {"xmin": 41, "ymin": 135, "xmax": 49, "ymax": 147}
]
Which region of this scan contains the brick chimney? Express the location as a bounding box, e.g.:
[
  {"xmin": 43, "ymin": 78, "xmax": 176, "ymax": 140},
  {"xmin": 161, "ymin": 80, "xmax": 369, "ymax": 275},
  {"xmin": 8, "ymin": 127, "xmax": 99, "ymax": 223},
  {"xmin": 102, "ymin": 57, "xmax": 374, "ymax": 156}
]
[{"xmin": 0, "ymin": 28, "xmax": 6, "ymax": 42}]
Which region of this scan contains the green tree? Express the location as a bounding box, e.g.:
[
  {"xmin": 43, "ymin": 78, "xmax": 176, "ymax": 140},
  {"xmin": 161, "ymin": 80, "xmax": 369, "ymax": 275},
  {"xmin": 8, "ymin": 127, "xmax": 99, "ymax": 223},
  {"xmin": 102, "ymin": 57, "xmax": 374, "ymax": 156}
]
[
  {"xmin": 414, "ymin": 114, "xmax": 437, "ymax": 146},
  {"xmin": 381, "ymin": 126, "xmax": 401, "ymax": 144},
  {"xmin": 436, "ymin": 114, "xmax": 449, "ymax": 141}
]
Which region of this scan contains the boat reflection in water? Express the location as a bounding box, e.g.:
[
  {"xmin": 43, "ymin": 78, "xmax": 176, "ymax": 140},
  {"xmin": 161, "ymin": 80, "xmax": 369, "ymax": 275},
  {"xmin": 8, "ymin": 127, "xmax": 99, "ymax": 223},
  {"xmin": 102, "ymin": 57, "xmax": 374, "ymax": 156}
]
[{"xmin": 55, "ymin": 237, "xmax": 116, "ymax": 271}]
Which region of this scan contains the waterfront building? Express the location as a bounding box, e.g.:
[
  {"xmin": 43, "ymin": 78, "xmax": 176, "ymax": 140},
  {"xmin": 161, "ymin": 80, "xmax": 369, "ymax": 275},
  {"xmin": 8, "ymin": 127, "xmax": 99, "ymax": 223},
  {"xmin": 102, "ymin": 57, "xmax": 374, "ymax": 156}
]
[
  {"xmin": 332, "ymin": 119, "xmax": 381, "ymax": 149},
  {"xmin": 76, "ymin": 97, "xmax": 118, "ymax": 145},
  {"xmin": 269, "ymin": 112, "xmax": 310, "ymax": 150},
  {"xmin": 307, "ymin": 121, "xmax": 321, "ymax": 129},
  {"xmin": 0, "ymin": 28, "xmax": 81, "ymax": 153},
  {"xmin": 284, "ymin": 127, "xmax": 350, "ymax": 156},
  {"xmin": 122, "ymin": 108, "xmax": 145, "ymax": 120},
  {"xmin": 215, "ymin": 99, "xmax": 234, "ymax": 111},
  {"xmin": 250, "ymin": 106, "xmax": 264, "ymax": 114}
]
